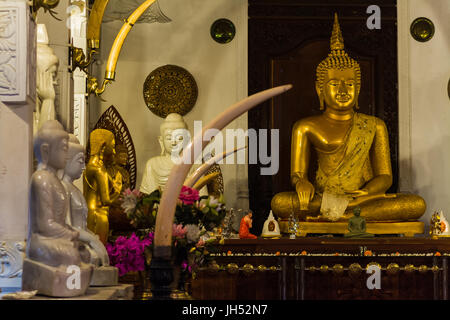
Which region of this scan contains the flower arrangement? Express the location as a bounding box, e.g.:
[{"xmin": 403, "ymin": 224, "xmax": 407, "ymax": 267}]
[
  {"xmin": 108, "ymin": 186, "xmax": 227, "ymax": 275},
  {"xmin": 105, "ymin": 233, "xmax": 153, "ymax": 276}
]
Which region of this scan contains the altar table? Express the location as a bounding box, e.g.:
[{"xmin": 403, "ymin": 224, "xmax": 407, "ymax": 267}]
[{"xmin": 191, "ymin": 237, "xmax": 450, "ymax": 300}]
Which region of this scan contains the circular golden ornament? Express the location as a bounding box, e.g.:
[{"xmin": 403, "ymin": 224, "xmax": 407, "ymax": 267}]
[
  {"xmin": 404, "ymin": 264, "xmax": 416, "ymax": 273},
  {"xmin": 332, "ymin": 264, "xmax": 344, "ymax": 276},
  {"xmin": 242, "ymin": 264, "xmax": 254, "ymax": 275},
  {"xmin": 410, "ymin": 17, "xmax": 435, "ymax": 42},
  {"xmin": 226, "ymin": 263, "xmax": 239, "ymax": 275},
  {"xmin": 418, "ymin": 265, "xmax": 428, "ymax": 273},
  {"xmin": 143, "ymin": 64, "xmax": 198, "ymax": 118},
  {"xmin": 319, "ymin": 265, "xmax": 329, "ymax": 273},
  {"xmin": 208, "ymin": 262, "xmax": 220, "ymax": 273},
  {"xmin": 431, "ymin": 265, "xmax": 440, "ymax": 273},
  {"xmin": 269, "ymin": 266, "xmax": 278, "ymax": 273},
  {"xmin": 257, "ymin": 265, "xmax": 267, "ymax": 272},
  {"xmin": 348, "ymin": 263, "xmax": 362, "ymax": 275},
  {"xmin": 386, "ymin": 263, "xmax": 400, "ymax": 275}
]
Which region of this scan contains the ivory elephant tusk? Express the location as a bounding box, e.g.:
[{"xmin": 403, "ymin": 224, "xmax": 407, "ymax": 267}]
[
  {"xmin": 192, "ymin": 172, "xmax": 221, "ymax": 192},
  {"xmin": 185, "ymin": 146, "xmax": 247, "ymax": 188},
  {"xmin": 153, "ymin": 84, "xmax": 292, "ymax": 254},
  {"xmin": 87, "ymin": 0, "xmax": 111, "ymax": 49},
  {"xmin": 105, "ymin": 0, "xmax": 157, "ymax": 80}
]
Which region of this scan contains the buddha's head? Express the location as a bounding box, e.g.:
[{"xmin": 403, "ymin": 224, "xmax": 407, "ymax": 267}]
[
  {"xmin": 353, "ymin": 206, "xmax": 361, "ymax": 217},
  {"xmin": 36, "ymin": 24, "xmax": 59, "ymax": 94},
  {"xmin": 115, "ymin": 143, "xmax": 128, "ymax": 166},
  {"xmin": 34, "ymin": 120, "xmax": 69, "ymax": 170},
  {"xmin": 159, "ymin": 113, "xmax": 189, "ymax": 157},
  {"xmin": 64, "ymin": 134, "xmax": 85, "ymax": 180},
  {"xmin": 89, "ymin": 129, "xmax": 116, "ymax": 159},
  {"xmin": 316, "ymin": 14, "xmax": 361, "ymax": 112}
]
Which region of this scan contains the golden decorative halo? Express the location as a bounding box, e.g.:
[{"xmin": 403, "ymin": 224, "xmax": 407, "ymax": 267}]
[{"xmin": 143, "ymin": 64, "xmax": 198, "ymax": 118}]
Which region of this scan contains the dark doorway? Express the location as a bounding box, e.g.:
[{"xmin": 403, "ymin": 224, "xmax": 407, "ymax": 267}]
[{"xmin": 248, "ymin": 0, "xmax": 398, "ymax": 233}]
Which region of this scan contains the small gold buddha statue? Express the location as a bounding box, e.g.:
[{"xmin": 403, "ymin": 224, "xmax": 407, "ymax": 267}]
[
  {"xmin": 106, "ymin": 142, "xmax": 134, "ymax": 233},
  {"xmin": 271, "ymin": 14, "xmax": 426, "ymax": 227},
  {"xmin": 105, "ymin": 142, "xmax": 130, "ymax": 193},
  {"xmin": 84, "ymin": 129, "xmax": 122, "ymax": 244}
]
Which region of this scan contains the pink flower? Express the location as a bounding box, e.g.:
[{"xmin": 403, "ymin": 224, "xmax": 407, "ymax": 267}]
[
  {"xmin": 196, "ymin": 238, "xmax": 205, "ymax": 247},
  {"xmin": 172, "ymin": 224, "xmax": 187, "ymax": 238},
  {"xmin": 179, "ymin": 186, "xmax": 199, "ymax": 205},
  {"xmin": 106, "ymin": 232, "xmax": 153, "ymax": 276}
]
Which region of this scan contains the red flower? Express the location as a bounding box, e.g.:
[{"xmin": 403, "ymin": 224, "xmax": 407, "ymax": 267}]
[
  {"xmin": 179, "ymin": 186, "xmax": 200, "ymax": 205},
  {"xmin": 364, "ymin": 250, "xmax": 373, "ymax": 256}
]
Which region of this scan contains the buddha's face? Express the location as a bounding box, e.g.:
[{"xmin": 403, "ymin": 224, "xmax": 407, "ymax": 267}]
[
  {"xmin": 48, "ymin": 137, "xmax": 69, "ymax": 170},
  {"xmin": 65, "ymin": 152, "xmax": 85, "ymax": 180},
  {"xmin": 161, "ymin": 128, "xmax": 187, "ymax": 156},
  {"xmin": 322, "ymin": 68, "xmax": 358, "ymax": 111},
  {"xmin": 116, "ymin": 150, "xmax": 128, "ymax": 166},
  {"xmin": 48, "ymin": 64, "xmax": 58, "ymax": 86},
  {"xmin": 104, "ymin": 138, "xmax": 116, "ymax": 157}
]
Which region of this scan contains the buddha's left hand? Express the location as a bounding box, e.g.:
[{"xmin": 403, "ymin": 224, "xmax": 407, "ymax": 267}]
[{"xmin": 346, "ymin": 189, "xmax": 369, "ymax": 198}]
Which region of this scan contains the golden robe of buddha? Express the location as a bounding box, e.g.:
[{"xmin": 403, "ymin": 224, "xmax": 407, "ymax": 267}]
[
  {"xmin": 271, "ymin": 14, "xmax": 426, "ymax": 223},
  {"xmin": 84, "ymin": 129, "xmax": 122, "ymax": 244}
]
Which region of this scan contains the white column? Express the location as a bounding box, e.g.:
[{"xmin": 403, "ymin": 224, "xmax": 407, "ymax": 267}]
[
  {"xmin": 0, "ymin": 0, "xmax": 35, "ymax": 294},
  {"xmin": 70, "ymin": 0, "xmax": 88, "ymax": 146}
]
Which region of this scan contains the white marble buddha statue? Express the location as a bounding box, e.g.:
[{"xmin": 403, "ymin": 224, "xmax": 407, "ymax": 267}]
[
  {"xmin": 35, "ymin": 24, "xmax": 59, "ymax": 135},
  {"xmin": 140, "ymin": 113, "xmax": 207, "ymax": 195},
  {"xmin": 61, "ymin": 135, "xmax": 109, "ymax": 266},
  {"xmin": 22, "ymin": 120, "xmax": 93, "ymax": 297},
  {"xmin": 61, "ymin": 134, "xmax": 118, "ymax": 286}
]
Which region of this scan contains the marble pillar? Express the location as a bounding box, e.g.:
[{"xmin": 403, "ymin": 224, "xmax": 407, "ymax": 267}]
[{"xmin": 0, "ymin": 0, "xmax": 35, "ymax": 296}]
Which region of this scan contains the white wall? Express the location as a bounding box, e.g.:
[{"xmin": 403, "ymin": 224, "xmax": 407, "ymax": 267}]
[
  {"xmin": 398, "ymin": 0, "xmax": 450, "ymax": 230},
  {"xmin": 92, "ymin": 0, "xmax": 249, "ymax": 209}
]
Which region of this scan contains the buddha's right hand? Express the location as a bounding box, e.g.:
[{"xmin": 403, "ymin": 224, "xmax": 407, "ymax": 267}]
[
  {"xmin": 112, "ymin": 172, "xmax": 123, "ymax": 194},
  {"xmin": 295, "ymin": 179, "xmax": 315, "ymax": 210}
]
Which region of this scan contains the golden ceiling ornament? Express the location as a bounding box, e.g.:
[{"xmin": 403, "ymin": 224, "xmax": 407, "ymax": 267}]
[{"xmin": 143, "ymin": 64, "xmax": 198, "ymax": 118}]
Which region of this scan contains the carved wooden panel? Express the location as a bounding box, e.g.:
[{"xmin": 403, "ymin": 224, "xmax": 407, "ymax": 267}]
[
  {"xmin": 0, "ymin": 1, "xmax": 34, "ymax": 104},
  {"xmin": 248, "ymin": 0, "xmax": 398, "ymax": 232}
]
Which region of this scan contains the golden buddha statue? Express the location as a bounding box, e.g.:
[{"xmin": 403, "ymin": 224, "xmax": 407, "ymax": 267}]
[
  {"xmin": 105, "ymin": 142, "xmax": 130, "ymax": 193},
  {"xmin": 84, "ymin": 129, "xmax": 122, "ymax": 244},
  {"xmin": 271, "ymin": 14, "xmax": 426, "ymax": 234}
]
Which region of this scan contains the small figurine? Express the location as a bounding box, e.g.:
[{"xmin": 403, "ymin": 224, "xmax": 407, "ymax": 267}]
[
  {"xmin": 262, "ymin": 210, "xmax": 281, "ymax": 238},
  {"xmin": 288, "ymin": 212, "xmax": 298, "ymax": 239},
  {"xmin": 239, "ymin": 211, "xmax": 257, "ymax": 239},
  {"xmin": 344, "ymin": 206, "xmax": 374, "ymax": 238},
  {"xmin": 430, "ymin": 210, "xmax": 450, "ymax": 238}
]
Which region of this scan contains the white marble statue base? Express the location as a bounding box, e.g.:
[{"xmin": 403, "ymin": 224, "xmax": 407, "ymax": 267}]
[
  {"xmin": 2, "ymin": 284, "xmax": 134, "ymax": 300},
  {"xmin": 22, "ymin": 258, "xmax": 93, "ymax": 297},
  {"xmin": 90, "ymin": 266, "xmax": 119, "ymax": 287}
]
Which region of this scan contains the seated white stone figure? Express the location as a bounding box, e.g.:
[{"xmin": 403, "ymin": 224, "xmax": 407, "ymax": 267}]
[
  {"xmin": 61, "ymin": 134, "xmax": 107, "ymax": 265},
  {"xmin": 140, "ymin": 113, "xmax": 207, "ymax": 196},
  {"xmin": 22, "ymin": 120, "xmax": 92, "ymax": 297},
  {"xmin": 61, "ymin": 134, "xmax": 118, "ymax": 286}
]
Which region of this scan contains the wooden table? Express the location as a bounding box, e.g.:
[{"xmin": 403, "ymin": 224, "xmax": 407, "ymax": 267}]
[{"xmin": 191, "ymin": 237, "xmax": 450, "ymax": 300}]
